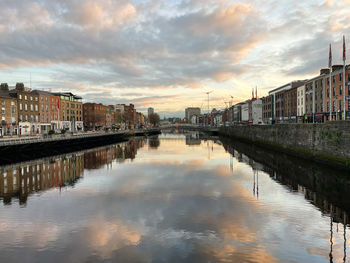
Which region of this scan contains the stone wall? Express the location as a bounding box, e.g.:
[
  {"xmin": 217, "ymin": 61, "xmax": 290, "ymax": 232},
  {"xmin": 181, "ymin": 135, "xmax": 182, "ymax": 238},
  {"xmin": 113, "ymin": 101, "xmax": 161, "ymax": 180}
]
[{"xmin": 219, "ymin": 121, "xmax": 350, "ymax": 169}]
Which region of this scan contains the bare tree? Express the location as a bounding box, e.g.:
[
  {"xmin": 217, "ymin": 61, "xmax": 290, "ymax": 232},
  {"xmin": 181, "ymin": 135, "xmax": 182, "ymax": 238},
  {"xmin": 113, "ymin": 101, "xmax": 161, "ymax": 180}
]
[{"xmin": 149, "ymin": 113, "xmax": 160, "ymax": 127}]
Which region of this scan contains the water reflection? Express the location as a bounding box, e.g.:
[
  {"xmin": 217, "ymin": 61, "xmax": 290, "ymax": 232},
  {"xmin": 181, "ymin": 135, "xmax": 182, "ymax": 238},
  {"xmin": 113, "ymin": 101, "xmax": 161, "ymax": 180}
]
[
  {"xmin": 0, "ymin": 133, "xmax": 349, "ymax": 262},
  {"xmin": 222, "ymin": 137, "xmax": 350, "ymax": 263},
  {"xmin": 0, "ymin": 138, "xmax": 146, "ymax": 205}
]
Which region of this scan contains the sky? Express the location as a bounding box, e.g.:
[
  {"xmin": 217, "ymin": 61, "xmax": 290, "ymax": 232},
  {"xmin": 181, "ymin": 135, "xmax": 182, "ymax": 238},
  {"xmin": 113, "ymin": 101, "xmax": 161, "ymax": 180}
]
[{"xmin": 0, "ymin": 0, "xmax": 350, "ymax": 117}]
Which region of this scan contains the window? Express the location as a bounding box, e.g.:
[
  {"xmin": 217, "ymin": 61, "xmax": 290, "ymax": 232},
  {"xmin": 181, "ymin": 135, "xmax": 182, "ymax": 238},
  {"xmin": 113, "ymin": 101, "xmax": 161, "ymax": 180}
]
[
  {"xmin": 35, "ymin": 115, "xmax": 38, "ymax": 122},
  {"xmin": 340, "ymin": 73, "xmax": 342, "ymax": 81},
  {"xmin": 25, "ymin": 104, "xmax": 28, "ymax": 111},
  {"xmin": 2, "ymin": 107, "xmax": 5, "ymax": 114},
  {"xmin": 333, "ymin": 87, "xmax": 335, "ymax": 96},
  {"xmin": 19, "ymin": 115, "xmax": 22, "ymax": 121},
  {"xmin": 333, "ymin": 101, "xmax": 335, "ymax": 112},
  {"xmin": 333, "ymin": 76, "xmax": 335, "ymax": 83},
  {"xmin": 19, "ymin": 94, "xmax": 22, "ymax": 100},
  {"xmin": 30, "ymin": 104, "xmax": 33, "ymax": 111},
  {"xmin": 41, "ymin": 115, "xmax": 44, "ymax": 122},
  {"xmin": 30, "ymin": 115, "xmax": 34, "ymax": 122},
  {"xmin": 340, "ymin": 85, "xmax": 342, "ymax": 95},
  {"xmin": 321, "ymin": 103, "xmax": 323, "ymax": 112},
  {"xmin": 46, "ymin": 105, "xmax": 48, "ymax": 112},
  {"xmin": 339, "ymin": 100, "xmax": 342, "ymax": 111},
  {"xmin": 11, "ymin": 107, "xmax": 15, "ymax": 114},
  {"xmin": 45, "ymin": 97, "xmax": 48, "ymax": 101},
  {"xmin": 30, "ymin": 96, "xmax": 33, "ymax": 101},
  {"xmin": 35, "ymin": 105, "xmax": 38, "ymax": 111},
  {"xmin": 35, "ymin": 97, "xmax": 38, "ymax": 101},
  {"xmin": 1, "ymin": 100, "xmax": 4, "ymax": 105},
  {"xmin": 327, "ymin": 88, "xmax": 329, "ymax": 98},
  {"xmin": 327, "ymin": 102, "xmax": 329, "ymax": 111},
  {"xmin": 19, "ymin": 103, "xmax": 22, "ymax": 110},
  {"xmin": 25, "ymin": 115, "xmax": 28, "ymax": 121},
  {"xmin": 41, "ymin": 97, "xmax": 43, "ymax": 101},
  {"xmin": 24, "ymin": 95, "xmax": 27, "ymax": 100}
]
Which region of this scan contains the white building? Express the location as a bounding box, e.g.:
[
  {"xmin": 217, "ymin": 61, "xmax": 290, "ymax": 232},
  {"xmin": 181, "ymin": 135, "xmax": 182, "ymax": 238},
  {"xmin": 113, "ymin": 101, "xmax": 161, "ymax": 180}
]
[
  {"xmin": 297, "ymin": 85, "xmax": 305, "ymax": 116},
  {"xmin": 190, "ymin": 115, "xmax": 198, "ymax": 124},
  {"xmin": 252, "ymin": 99, "xmax": 263, "ymax": 125},
  {"xmin": 241, "ymin": 102, "xmax": 249, "ymax": 122}
]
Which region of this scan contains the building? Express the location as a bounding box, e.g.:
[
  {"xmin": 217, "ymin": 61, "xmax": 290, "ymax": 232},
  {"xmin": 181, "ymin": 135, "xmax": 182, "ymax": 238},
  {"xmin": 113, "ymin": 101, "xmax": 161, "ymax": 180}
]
[
  {"xmin": 32, "ymin": 90, "xmax": 60, "ymax": 133},
  {"xmin": 324, "ymin": 65, "xmax": 350, "ymax": 121},
  {"xmin": 9, "ymin": 83, "xmax": 40, "ymax": 135},
  {"xmin": 147, "ymin": 107, "xmax": 154, "ymax": 117},
  {"xmin": 303, "ymin": 69, "xmax": 328, "ymax": 122},
  {"xmin": 252, "ymin": 99, "xmax": 263, "ymax": 125},
  {"xmin": 53, "ymin": 92, "xmax": 83, "ymax": 131},
  {"xmin": 124, "ymin": 104, "xmax": 136, "ymax": 129},
  {"xmin": 241, "ymin": 101, "xmax": 250, "ymax": 122},
  {"xmin": 297, "ymin": 85, "xmax": 305, "ymax": 119},
  {"xmin": 0, "ymin": 83, "xmax": 18, "ymax": 136},
  {"xmin": 284, "ymin": 86, "xmax": 298, "ymax": 122},
  {"xmin": 185, "ymin": 107, "xmax": 201, "ymax": 124},
  {"xmin": 262, "ymin": 95, "xmax": 273, "ymax": 124},
  {"xmin": 233, "ymin": 102, "xmax": 244, "ymax": 123},
  {"xmin": 83, "ymin": 103, "xmax": 107, "ymax": 130}
]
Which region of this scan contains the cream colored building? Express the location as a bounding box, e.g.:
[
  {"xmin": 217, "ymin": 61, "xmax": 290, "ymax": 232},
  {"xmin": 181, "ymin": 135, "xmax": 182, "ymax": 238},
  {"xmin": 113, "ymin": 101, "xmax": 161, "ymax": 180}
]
[{"xmin": 297, "ymin": 85, "xmax": 305, "ymax": 116}]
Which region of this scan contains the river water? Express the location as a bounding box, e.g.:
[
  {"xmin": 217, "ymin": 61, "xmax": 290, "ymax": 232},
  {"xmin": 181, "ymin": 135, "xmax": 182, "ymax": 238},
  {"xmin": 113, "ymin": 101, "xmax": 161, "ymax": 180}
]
[{"xmin": 0, "ymin": 132, "xmax": 349, "ymax": 263}]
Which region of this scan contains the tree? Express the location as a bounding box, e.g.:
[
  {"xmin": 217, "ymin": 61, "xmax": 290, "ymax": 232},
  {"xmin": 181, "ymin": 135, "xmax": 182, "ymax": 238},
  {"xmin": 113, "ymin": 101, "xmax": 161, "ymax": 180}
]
[{"xmin": 149, "ymin": 113, "xmax": 160, "ymax": 127}]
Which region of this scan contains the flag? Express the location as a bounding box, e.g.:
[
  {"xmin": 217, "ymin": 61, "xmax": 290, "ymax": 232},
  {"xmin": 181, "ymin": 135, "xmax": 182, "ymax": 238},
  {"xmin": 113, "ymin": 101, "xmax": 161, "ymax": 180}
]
[
  {"xmin": 252, "ymin": 88, "xmax": 254, "ymax": 101},
  {"xmin": 343, "ymin": 35, "xmax": 346, "ymax": 62},
  {"xmin": 57, "ymin": 98, "xmax": 60, "ymax": 109},
  {"xmin": 329, "ymin": 43, "xmax": 332, "ymax": 68}
]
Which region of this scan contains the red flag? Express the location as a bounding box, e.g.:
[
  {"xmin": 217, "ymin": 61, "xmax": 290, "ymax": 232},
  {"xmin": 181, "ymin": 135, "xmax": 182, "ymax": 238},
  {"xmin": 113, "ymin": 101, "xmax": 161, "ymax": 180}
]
[
  {"xmin": 252, "ymin": 88, "xmax": 254, "ymax": 101},
  {"xmin": 57, "ymin": 98, "xmax": 60, "ymax": 109},
  {"xmin": 343, "ymin": 35, "xmax": 346, "ymax": 62},
  {"xmin": 329, "ymin": 43, "xmax": 332, "ymax": 68}
]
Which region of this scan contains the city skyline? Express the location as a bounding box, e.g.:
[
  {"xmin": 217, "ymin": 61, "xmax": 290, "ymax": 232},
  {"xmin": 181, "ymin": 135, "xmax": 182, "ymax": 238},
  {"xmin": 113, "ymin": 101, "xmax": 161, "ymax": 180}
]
[{"xmin": 0, "ymin": 0, "xmax": 350, "ymax": 117}]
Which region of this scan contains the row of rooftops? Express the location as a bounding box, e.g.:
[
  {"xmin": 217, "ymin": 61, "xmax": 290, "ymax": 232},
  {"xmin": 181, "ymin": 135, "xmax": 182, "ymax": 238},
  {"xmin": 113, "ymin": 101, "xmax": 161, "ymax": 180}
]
[
  {"xmin": 0, "ymin": 83, "xmax": 82, "ymax": 100},
  {"xmin": 268, "ymin": 64, "xmax": 350, "ymax": 96}
]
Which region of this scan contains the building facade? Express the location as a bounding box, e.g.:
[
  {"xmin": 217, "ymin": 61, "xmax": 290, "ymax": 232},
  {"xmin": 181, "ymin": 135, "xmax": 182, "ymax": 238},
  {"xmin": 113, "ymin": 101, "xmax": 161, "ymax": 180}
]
[
  {"xmin": 32, "ymin": 90, "xmax": 60, "ymax": 133},
  {"xmin": 262, "ymin": 95, "xmax": 273, "ymax": 124},
  {"xmin": 54, "ymin": 92, "xmax": 83, "ymax": 131},
  {"xmin": 0, "ymin": 84, "xmax": 18, "ymax": 136},
  {"xmin": 9, "ymin": 83, "xmax": 40, "ymax": 135},
  {"xmin": 297, "ymin": 85, "xmax": 305, "ymax": 118},
  {"xmin": 83, "ymin": 103, "xmax": 107, "ymax": 130}
]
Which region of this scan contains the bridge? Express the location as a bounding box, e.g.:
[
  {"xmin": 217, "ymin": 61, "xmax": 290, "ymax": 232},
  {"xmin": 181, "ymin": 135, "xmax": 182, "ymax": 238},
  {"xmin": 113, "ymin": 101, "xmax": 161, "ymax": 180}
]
[{"xmin": 160, "ymin": 124, "xmax": 219, "ymax": 134}]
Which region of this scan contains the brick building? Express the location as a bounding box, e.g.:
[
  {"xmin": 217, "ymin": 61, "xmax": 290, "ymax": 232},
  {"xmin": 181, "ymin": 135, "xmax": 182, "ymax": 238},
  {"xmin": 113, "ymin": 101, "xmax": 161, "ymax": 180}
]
[
  {"xmin": 262, "ymin": 95, "xmax": 273, "ymax": 124},
  {"xmin": 324, "ymin": 65, "xmax": 350, "ymax": 121},
  {"xmin": 9, "ymin": 83, "xmax": 40, "ymax": 135},
  {"xmin": 32, "ymin": 90, "xmax": 60, "ymax": 133},
  {"xmin": 0, "ymin": 83, "xmax": 18, "ymax": 136},
  {"xmin": 53, "ymin": 92, "xmax": 83, "ymax": 131},
  {"xmin": 83, "ymin": 103, "xmax": 107, "ymax": 130}
]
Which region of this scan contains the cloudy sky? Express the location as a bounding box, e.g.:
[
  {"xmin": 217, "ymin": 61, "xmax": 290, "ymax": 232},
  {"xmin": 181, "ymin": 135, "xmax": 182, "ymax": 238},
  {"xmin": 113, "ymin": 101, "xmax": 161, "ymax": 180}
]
[{"xmin": 0, "ymin": 0, "xmax": 349, "ymax": 117}]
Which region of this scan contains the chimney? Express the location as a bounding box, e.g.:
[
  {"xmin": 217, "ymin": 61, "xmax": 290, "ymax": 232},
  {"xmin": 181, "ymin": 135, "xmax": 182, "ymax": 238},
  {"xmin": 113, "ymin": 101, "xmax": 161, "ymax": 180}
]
[
  {"xmin": 320, "ymin": 68, "xmax": 330, "ymax": 75},
  {"xmin": 15, "ymin": 82, "xmax": 25, "ymax": 91},
  {"xmin": 0, "ymin": 83, "xmax": 9, "ymax": 91}
]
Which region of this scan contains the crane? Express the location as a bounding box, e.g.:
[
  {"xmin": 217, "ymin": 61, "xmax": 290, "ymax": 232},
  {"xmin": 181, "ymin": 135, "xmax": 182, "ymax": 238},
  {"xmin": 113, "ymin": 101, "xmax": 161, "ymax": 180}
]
[{"xmin": 205, "ymin": 91, "xmax": 213, "ymax": 114}]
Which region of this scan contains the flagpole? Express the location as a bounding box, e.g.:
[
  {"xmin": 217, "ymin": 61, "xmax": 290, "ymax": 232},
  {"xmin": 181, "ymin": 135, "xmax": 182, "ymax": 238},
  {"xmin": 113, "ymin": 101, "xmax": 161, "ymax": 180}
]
[
  {"xmin": 329, "ymin": 44, "xmax": 332, "ymax": 121},
  {"xmin": 343, "ymin": 35, "xmax": 346, "ymax": 120}
]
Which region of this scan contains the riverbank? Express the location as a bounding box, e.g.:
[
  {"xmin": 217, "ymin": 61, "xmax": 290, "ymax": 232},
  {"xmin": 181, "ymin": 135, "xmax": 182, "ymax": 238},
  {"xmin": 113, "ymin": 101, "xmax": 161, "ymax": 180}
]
[
  {"xmin": 0, "ymin": 128, "xmax": 160, "ymax": 165},
  {"xmin": 219, "ymin": 121, "xmax": 350, "ymax": 170}
]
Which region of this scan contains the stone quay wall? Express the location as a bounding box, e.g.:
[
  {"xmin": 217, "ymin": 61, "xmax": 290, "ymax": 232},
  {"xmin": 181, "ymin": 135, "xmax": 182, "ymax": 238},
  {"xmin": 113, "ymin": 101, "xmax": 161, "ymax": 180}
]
[{"xmin": 219, "ymin": 121, "xmax": 350, "ymax": 169}]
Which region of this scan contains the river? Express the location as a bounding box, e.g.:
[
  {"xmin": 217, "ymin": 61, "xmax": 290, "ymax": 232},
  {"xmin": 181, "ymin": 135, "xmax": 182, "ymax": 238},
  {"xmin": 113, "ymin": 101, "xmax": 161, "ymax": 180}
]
[{"xmin": 0, "ymin": 132, "xmax": 348, "ymax": 263}]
